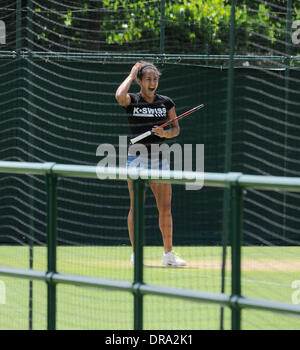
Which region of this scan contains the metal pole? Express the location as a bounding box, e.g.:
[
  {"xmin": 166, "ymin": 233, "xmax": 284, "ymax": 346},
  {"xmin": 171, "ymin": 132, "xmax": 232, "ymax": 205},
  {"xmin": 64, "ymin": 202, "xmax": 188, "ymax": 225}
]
[
  {"xmin": 230, "ymin": 184, "xmax": 243, "ymax": 330},
  {"xmin": 220, "ymin": 0, "xmax": 237, "ymax": 330},
  {"xmin": 25, "ymin": 0, "xmax": 35, "ymax": 330},
  {"xmin": 282, "ymin": 0, "xmax": 293, "ymax": 239},
  {"xmin": 46, "ymin": 173, "xmax": 58, "ymax": 330},
  {"xmin": 16, "ymin": 0, "xmax": 22, "ymax": 55},
  {"xmin": 133, "ymin": 178, "xmax": 145, "ymax": 330},
  {"xmin": 160, "ymin": 0, "xmax": 165, "ymax": 56}
]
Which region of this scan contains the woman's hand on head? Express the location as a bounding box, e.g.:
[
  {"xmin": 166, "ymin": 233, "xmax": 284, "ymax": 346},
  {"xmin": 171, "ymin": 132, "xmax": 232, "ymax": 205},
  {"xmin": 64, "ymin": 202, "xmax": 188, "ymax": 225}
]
[{"xmin": 130, "ymin": 63, "xmax": 143, "ymax": 79}]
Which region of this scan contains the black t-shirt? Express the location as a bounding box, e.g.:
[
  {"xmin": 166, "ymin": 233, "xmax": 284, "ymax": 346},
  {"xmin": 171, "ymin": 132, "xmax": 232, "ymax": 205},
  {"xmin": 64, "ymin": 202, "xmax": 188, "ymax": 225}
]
[{"xmin": 125, "ymin": 92, "xmax": 175, "ymax": 147}]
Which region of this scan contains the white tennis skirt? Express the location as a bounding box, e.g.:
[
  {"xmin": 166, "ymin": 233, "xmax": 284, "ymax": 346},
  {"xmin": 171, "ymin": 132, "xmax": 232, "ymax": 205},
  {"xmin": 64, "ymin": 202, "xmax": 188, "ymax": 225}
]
[{"xmin": 126, "ymin": 154, "xmax": 170, "ymax": 171}]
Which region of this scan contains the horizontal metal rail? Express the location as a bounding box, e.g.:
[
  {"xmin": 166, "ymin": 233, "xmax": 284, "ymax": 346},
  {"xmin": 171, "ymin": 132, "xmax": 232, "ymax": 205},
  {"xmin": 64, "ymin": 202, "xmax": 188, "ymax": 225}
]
[
  {"xmin": 2, "ymin": 51, "xmax": 299, "ymax": 70},
  {"xmin": 0, "ymin": 266, "xmax": 300, "ymax": 317},
  {"xmin": 1, "ymin": 51, "xmax": 300, "ymax": 61},
  {"xmin": 1, "ymin": 161, "xmax": 300, "ymax": 191}
]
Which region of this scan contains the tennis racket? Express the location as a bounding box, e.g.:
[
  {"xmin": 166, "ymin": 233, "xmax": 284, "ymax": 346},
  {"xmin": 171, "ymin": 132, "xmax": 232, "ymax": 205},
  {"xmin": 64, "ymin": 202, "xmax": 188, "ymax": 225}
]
[{"xmin": 130, "ymin": 104, "xmax": 205, "ymax": 144}]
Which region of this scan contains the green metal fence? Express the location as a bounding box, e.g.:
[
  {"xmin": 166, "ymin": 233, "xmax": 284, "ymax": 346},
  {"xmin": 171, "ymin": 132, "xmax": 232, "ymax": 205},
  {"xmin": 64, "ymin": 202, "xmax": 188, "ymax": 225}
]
[
  {"xmin": 0, "ymin": 161, "xmax": 300, "ymax": 330},
  {"xmin": 1, "ymin": 0, "xmax": 300, "ymax": 331}
]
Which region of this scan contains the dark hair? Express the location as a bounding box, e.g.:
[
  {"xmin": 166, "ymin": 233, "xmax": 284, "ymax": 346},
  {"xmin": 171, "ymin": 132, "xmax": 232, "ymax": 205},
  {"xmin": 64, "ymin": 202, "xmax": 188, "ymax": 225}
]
[{"xmin": 137, "ymin": 61, "xmax": 161, "ymax": 80}]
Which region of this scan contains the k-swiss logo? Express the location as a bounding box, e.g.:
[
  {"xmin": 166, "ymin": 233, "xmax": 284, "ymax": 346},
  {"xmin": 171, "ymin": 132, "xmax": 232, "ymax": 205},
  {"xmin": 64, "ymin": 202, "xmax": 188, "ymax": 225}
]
[{"xmin": 133, "ymin": 107, "xmax": 167, "ymax": 118}]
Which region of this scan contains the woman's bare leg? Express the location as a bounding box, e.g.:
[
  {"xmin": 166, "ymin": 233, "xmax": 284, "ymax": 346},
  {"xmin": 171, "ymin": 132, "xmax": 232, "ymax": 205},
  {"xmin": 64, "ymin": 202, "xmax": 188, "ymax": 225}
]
[
  {"xmin": 149, "ymin": 182, "xmax": 173, "ymax": 253},
  {"xmin": 127, "ymin": 180, "xmax": 135, "ymax": 249}
]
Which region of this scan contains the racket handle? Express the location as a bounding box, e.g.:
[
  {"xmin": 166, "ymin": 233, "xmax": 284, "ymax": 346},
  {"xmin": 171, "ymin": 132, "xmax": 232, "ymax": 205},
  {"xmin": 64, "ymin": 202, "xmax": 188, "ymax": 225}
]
[{"xmin": 130, "ymin": 130, "xmax": 152, "ymax": 144}]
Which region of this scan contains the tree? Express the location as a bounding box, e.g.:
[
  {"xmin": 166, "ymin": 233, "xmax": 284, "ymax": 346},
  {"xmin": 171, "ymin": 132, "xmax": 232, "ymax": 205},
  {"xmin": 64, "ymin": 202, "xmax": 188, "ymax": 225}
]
[{"xmin": 1, "ymin": 0, "xmax": 299, "ymax": 55}]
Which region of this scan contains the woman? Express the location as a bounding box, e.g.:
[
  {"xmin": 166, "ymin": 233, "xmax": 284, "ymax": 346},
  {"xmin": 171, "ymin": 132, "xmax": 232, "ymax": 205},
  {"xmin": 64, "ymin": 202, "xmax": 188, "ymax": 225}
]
[{"xmin": 115, "ymin": 61, "xmax": 186, "ymax": 267}]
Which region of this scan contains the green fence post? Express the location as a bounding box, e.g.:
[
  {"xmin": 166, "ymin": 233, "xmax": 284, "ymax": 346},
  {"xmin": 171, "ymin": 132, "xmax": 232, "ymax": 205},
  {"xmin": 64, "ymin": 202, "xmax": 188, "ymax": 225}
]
[
  {"xmin": 25, "ymin": 0, "xmax": 36, "ymax": 330},
  {"xmin": 230, "ymin": 183, "xmax": 244, "ymax": 330},
  {"xmin": 46, "ymin": 172, "xmax": 58, "ymax": 330},
  {"xmin": 133, "ymin": 178, "xmax": 145, "ymax": 330},
  {"xmin": 282, "ymin": 0, "xmax": 293, "ymax": 238},
  {"xmin": 220, "ymin": 0, "xmax": 237, "ymax": 330},
  {"xmin": 160, "ymin": 0, "xmax": 165, "ymax": 56},
  {"xmin": 16, "ymin": 0, "xmax": 22, "ymax": 55}
]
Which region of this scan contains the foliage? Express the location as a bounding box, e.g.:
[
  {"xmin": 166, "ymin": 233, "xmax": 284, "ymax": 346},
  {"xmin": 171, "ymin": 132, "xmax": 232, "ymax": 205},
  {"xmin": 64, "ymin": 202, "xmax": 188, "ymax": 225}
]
[
  {"xmin": 2, "ymin": 0, "xmax": 299, "ymax": 55},
  {"xmin": 100, "ymin": 0, "xmax": 300, "ymax": 55}
]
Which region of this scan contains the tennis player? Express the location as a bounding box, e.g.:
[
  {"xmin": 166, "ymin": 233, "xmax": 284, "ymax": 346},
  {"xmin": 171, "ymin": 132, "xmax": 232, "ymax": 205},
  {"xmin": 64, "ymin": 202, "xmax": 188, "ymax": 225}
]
[{"xmin": 115, "ymin": 61, "xmax": 186, "ymax": 267}]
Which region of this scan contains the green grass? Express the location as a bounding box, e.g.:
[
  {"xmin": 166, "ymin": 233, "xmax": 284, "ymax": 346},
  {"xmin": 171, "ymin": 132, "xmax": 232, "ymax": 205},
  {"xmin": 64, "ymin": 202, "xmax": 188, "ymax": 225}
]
[{"xmin": 0, "ymin": 245, "xmax": 300, "ymax": 330}]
